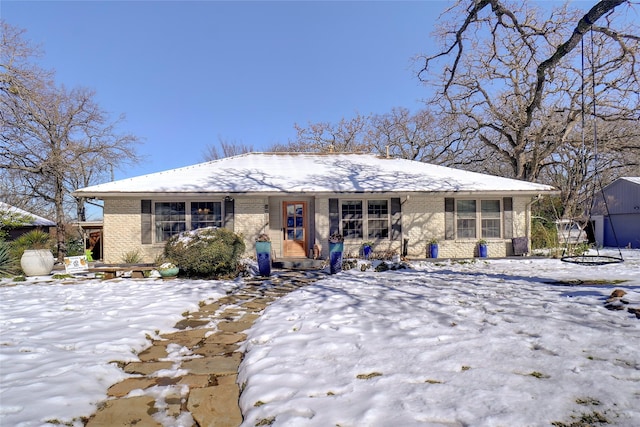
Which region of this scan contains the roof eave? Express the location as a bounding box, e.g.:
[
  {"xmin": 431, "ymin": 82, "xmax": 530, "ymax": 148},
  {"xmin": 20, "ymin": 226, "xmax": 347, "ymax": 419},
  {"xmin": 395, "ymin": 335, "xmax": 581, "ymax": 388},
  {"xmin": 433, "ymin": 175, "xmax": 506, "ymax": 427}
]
[{"xmin": 73, "ymin": 188, "xmax": 558, "ymax": 200}]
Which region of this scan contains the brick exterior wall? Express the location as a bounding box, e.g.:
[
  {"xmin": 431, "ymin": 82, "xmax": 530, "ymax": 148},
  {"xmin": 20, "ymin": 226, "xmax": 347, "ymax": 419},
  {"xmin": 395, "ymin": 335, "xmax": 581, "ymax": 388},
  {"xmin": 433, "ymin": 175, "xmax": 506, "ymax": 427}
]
[
  {"xmin": 313, "ymin": 198, "xmax": 329, "ymax": 258},
  {"xmin": 235, "ymin": 198, "xmax": 268, "ymax": 254},
  {"xmin": 101, "ymin": 194, "xmax": 534, "ymax": 263},
  {"xmin": 401, "ymin": 195, "xmax": 533, "ymax": 259},
  {"xmin": 103, "ymin": 199, "xmax": 161, "ymax": 263}
]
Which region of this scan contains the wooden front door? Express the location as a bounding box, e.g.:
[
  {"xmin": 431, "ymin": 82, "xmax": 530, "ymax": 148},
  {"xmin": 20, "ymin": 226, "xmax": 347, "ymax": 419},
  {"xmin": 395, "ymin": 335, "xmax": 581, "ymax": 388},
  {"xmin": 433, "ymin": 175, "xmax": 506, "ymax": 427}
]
[{"xmin": 283, "ymin": 201, "xmax": 307, "ymax": 257}]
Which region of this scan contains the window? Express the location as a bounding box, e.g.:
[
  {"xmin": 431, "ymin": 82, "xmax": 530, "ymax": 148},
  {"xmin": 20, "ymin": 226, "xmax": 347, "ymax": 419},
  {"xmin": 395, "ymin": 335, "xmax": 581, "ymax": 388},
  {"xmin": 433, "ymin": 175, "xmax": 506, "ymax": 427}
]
[
  {"xmin": 155, "ymin": 202, "xmax": 186, "ymax": 242},
  {"xmin": 191, "ymin": 202, "xmax": 222, "ymax": 230},
  {"xmin": 456, "ymin": 200, "xmax": 477, "ymax": 239},
  {"xmin": 341, "ymin": 201, "xmax": 363, "ymax": 239},
  {"xmin": 340, "ymin": 199, "xmax": 389, "ymax": 240},
  {"xmin": 367, "ymin": 200, "xmax": 389, "ymax": 239},
  {"xmin": 454, "ymin": 199, "xmax": 502, "ymax": 239},
  {"xmin": 154, "ymin": 201, "xmax": 222, "ymax": 242},
  {"xmin": 481, "ymin": 200, "xmax": 501, "ymax": 238}
]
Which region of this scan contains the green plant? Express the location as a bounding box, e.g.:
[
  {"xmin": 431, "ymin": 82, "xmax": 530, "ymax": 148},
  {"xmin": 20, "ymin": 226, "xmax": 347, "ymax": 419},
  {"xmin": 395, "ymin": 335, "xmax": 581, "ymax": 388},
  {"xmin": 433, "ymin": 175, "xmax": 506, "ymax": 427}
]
[
  {"xmin": 361, "ymin": 241, "xmax": 374, "ymax": 248},
  {"xmin": 13, "ymin": 229, "xmax": 53, "ymax": 249},
  {"xmin": 428, "ymin": 238, "xmax": 438, "ymax": 245},
  {"xmin": 531, "ymin": 216, "xmax": 557, "ymax": 249},
  {"xmin": 120, "ymin": 250, "xmax": 142, "ymax": 264},
  {"xmin": 164, "ymin": 227, "xmax": 246, "ymax": 278},
  {"xmin": 10, "ymin": 229, "xmax": 53, "ymax": 260},
  {"xmin": 566, "ymin": 241, "xmax": 591, "ymax": 256},
  {"xmin": 477, "ymin": 239, "xmax": 487, "ymax": 245},
  {"xmin": 65, "ymin": 237, "xmax": 84, "ymax": 257},
  {"xmin": 0, "ymin": 239, "xmax": 19, "ymax": 277}
]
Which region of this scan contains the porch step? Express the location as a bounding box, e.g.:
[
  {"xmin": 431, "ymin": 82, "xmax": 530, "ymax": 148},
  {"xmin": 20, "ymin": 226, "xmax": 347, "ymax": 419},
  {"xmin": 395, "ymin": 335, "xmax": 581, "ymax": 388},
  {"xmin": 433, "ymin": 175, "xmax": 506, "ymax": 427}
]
[{"xmin": 272, "ymin": 258, "xmax": 326, "ymax": 270}]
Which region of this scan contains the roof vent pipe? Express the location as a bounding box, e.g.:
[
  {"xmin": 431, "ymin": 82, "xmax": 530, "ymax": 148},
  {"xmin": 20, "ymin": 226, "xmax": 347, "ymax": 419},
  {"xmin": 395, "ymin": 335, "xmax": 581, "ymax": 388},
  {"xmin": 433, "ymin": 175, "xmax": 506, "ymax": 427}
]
[{"xmin": 386, "ymin": 145, "xmax": 390, "ymax": 159}]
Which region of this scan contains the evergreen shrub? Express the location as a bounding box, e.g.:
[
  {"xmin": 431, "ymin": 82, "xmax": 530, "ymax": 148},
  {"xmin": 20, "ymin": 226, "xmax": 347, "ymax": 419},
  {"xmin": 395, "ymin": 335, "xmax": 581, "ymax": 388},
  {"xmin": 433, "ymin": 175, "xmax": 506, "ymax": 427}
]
[
  {"xmin": 10, "ymin": 229, "xmax": 53, "ymax": 259},
  {"xmin": 0, "ymin": 239, "xmax": 18, "ymax": 277},
  {"xmin": 164, "ymin": 227, "xmax": 245, "ymax": 278}
]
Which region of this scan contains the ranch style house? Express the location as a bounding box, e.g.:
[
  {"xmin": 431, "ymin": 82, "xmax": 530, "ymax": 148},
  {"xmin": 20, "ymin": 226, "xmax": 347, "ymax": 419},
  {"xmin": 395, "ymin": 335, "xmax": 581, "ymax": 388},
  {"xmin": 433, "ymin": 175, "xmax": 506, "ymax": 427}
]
[{"xmin": 72, "ymin": 152, "xmax": 558, "ymax": 263}]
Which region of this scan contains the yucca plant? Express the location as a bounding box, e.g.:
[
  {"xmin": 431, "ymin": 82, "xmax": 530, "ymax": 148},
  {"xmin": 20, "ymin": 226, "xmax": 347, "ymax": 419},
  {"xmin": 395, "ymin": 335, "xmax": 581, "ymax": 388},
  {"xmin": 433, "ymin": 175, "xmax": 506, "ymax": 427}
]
[
  {"xmin": 10, "ymin": 229, "xmax": 54, "ymax": 259},
  {"xmin": 0, "ymin": 239, "xmax": 18, "ymax": 277}
]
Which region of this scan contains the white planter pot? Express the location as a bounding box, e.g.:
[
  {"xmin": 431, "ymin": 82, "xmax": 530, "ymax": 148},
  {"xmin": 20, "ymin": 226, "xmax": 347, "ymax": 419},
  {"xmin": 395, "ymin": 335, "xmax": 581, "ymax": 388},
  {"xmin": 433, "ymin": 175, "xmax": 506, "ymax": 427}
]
[{"xmin": 20, "ymin": 249, "xmax": 55, "ymax": 277}]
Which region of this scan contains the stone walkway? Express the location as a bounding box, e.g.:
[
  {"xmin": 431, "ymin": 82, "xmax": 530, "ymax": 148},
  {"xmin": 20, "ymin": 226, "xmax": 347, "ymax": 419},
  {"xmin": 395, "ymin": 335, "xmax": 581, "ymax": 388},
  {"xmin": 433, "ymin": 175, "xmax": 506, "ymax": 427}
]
[{"xmin": 85, "ymin": 270, "xmax": 325, "ymax": 427}]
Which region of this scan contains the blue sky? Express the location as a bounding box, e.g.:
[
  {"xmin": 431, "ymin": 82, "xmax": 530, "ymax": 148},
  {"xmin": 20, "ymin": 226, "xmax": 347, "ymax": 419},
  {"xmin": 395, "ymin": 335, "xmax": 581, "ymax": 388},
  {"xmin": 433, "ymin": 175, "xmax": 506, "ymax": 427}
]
[{"xmin": 3, "ymin": 1, "xmax": 447, "ymax": 180}]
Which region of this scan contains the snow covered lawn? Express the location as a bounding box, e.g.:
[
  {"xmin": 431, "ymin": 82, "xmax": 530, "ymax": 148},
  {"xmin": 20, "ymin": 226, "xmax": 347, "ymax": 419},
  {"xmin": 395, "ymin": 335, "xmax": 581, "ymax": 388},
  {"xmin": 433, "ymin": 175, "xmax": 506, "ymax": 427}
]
[
  {"xmin": 0, "ymin": 276, "xmax": 238, "ymax": 426},
  {"xmin": 239, "ymin": 251, "xmax": 640, "ymax": 427},
  {"xmin": 1, "ymin": 250, "xmax": 638, "ymax": 427}
]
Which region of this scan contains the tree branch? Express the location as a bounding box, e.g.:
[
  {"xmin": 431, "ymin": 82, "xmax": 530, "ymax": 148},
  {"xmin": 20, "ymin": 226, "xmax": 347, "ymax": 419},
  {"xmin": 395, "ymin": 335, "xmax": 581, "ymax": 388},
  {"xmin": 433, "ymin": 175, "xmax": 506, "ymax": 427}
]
[{"xmin": 526, "ymin": 0, "xmax": 627, "ymax": 120}]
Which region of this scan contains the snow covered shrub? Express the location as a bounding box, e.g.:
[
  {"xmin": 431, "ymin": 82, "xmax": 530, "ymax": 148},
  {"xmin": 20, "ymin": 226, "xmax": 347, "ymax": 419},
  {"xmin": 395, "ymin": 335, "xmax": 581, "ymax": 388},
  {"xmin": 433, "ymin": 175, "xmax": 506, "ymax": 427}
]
[{"xmin": 163, "ymin": 227, "xmax": 245, "ymax": 278}]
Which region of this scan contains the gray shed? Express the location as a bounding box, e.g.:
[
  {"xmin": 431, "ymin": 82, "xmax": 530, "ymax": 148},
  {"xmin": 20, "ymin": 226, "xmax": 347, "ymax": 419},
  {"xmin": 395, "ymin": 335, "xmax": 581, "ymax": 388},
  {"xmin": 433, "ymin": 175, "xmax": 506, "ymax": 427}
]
[{"xmin": 591, "ymin": 177, "xmax": 640, "ymax": 249}]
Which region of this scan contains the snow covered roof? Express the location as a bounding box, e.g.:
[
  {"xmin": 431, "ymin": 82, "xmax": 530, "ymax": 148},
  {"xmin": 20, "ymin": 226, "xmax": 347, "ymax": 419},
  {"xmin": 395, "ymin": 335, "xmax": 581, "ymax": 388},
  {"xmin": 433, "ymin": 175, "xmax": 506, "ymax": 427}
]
[
  {"xmin": 619, "ymin": 177, "xmax": 640, "ymax": 186},
  {"xmin": 0, "ymin": 202, "xmax": 56, "ymax": 226},
  {"xmin": 73, "ymin": 152, "xmax": 557, "ymax": 197}
]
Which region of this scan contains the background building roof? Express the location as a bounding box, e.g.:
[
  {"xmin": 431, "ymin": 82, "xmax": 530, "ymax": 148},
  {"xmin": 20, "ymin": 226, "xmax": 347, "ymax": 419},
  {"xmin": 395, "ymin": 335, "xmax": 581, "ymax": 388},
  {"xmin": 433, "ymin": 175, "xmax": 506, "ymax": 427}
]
[{"xmin": 0, "ymin": 202, "xmax": 56, "ymax": 227}]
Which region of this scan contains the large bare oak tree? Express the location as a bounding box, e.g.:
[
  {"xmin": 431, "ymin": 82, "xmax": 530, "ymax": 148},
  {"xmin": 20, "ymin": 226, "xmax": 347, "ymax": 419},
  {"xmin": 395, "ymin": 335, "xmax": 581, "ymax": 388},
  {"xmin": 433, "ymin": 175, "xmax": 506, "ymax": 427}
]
[
  {"xmin": 1, "ymin": 21, "xmax": 141, "ymax": 260},
  {"xmin": 417, "ymin": 0, "xmax": 639, "ymax": 216}
]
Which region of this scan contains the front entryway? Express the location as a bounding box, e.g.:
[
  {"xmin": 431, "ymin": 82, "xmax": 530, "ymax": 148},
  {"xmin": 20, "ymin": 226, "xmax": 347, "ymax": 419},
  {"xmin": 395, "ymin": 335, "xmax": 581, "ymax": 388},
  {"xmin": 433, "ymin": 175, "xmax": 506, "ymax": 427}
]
[{"xmin": 282, "ymin": 201, "xmax": 307, "ymax": 257}]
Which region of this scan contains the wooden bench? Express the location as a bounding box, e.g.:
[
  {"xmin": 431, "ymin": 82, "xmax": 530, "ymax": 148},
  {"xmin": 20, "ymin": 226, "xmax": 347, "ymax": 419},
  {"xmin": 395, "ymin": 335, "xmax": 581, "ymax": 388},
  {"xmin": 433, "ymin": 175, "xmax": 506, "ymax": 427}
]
[{"xmin": 89, "ymin": 265, "xmax": 156, "ymax": 279}]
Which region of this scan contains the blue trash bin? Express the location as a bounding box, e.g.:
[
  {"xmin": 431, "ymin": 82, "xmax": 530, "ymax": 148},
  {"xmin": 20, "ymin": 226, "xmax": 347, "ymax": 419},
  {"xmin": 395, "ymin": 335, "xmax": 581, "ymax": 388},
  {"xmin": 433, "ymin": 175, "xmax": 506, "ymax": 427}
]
[
  {"xmin": 256, "ymin": 241, "xmax": 271, "ymax": 276},
  {"xmin": 478, "ymin": 243, "xmax": 488, "ymax": 258},
  {"xmin": 362, "ymin": 245, "xmax": 372, "ymax": 260},
  {"xmin": 329, "ymin": 242, "xmax": 344, "ymax": 274},
  {"xmin": 429, "ymin": 243, "xmax": 439, "ymax": 259}
]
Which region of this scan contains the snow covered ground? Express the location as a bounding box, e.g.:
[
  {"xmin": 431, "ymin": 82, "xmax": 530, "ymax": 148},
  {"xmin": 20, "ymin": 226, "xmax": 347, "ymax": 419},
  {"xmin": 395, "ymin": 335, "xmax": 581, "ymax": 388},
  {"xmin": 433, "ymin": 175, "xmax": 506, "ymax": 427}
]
[
  {"xmin": 1, "ymin": 249, "xmax": 639, "ymax": 427},
  {"xmin": 0, "ymin": 275, "xmax": 238, "ymax": 426},
  {"xmin": 239, "ymin": 250, "xmax": 640, "ymax": 427}
]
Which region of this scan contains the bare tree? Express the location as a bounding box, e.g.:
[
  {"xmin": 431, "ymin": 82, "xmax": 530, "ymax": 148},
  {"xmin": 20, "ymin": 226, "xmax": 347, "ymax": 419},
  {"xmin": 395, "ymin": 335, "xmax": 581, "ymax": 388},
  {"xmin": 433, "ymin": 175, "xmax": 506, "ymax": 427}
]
[
  {"xmin": 269, "ymin": 114, "xmax": 372, "ymax": 153},
  {"xmin": 368, "ymin": 107, "xmax": 474, "ymax": 167},
  {"xmin": 202, "ymin": 137, "xmax": 254, "ymax": 161},
  {"xmin": 1, "ymin": 21, "xmax": 141, "ymax": 260},
  {"xmin": 417, "ymin": 0, "xmax": 639, "ymax": 216},
  {"xmin": 269, "ymin": 109, "xmax": 471, "ymax": 165}
]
